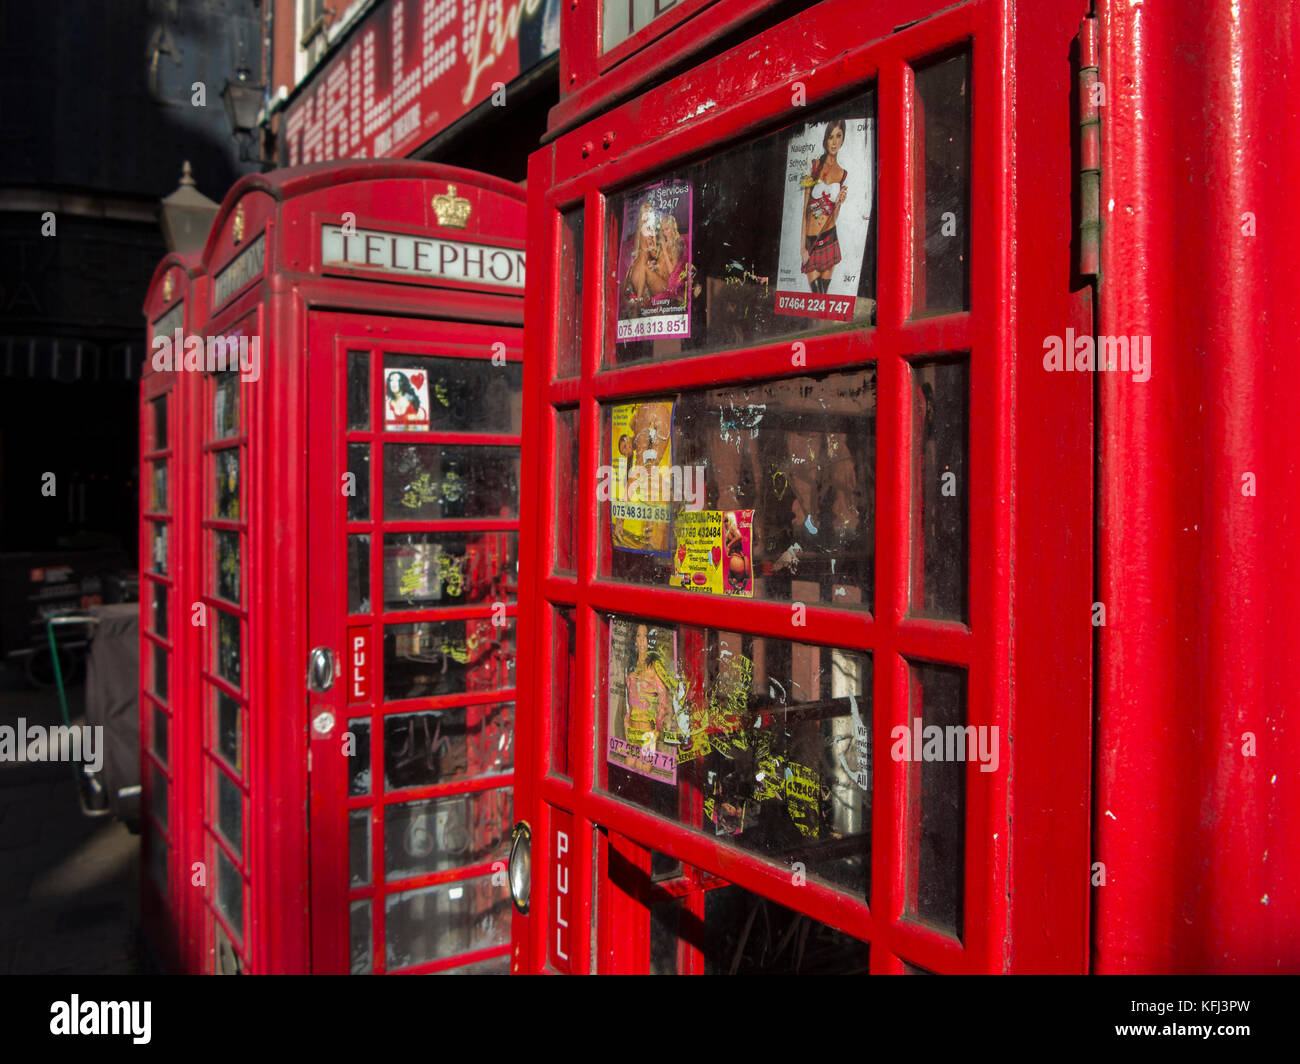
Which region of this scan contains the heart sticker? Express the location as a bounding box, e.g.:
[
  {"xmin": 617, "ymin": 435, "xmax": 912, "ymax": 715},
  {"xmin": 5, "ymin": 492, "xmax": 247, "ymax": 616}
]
[
  {"xmin": 710, "ymin": 546, "xmax": 722, "ymax": 566},
  {"xmin": 409, "ymin": 372, "xmax": 425, "ymax": 389}
]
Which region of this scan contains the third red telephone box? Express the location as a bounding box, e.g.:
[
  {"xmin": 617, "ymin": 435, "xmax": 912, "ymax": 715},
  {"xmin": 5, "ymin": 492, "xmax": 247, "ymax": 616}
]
[
  {"xmin": 513, "ymin": 0, "xmax": 1093, "ymax": 974},
  {"xmin": 143, "ymin": 160, "xmax": 526, "ymax": 973}
]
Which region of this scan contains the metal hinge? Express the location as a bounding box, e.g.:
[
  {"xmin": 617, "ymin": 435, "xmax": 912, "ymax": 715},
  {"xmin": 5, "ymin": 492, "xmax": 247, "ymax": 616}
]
[{"xmin": 1077, "ymin": 12, "xmax": 1101, "ymax": 279}]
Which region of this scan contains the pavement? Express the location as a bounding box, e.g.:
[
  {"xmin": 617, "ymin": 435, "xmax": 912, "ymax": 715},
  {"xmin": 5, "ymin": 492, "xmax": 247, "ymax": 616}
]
[{"xmin": 0, "ymin": 676, "xmax": 142, "ymax": 974}]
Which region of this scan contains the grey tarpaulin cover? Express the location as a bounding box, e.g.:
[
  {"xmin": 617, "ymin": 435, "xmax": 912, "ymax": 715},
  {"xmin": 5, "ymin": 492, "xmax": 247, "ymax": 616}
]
[{"xmin": 86, "ymin": 603, "xmax": 140, "ymax": 821}]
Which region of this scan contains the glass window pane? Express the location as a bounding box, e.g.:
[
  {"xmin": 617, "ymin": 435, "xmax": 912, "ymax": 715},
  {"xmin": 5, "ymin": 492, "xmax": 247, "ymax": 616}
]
[
  {"xmin": 384, "ymin": 873, "xmax": 510, "ymax": 971},
  {"xmin": 214, "ymin": 920, "xmax": 244, "ymax": 974},
  {"xmin": 216, "ymin": 610, "xmax": 241, "ymax": 689},
  {"xmin": 383, "ymin": 619, "xmax": 515, "ymax": 702},
  {"xmin": 602, "ymin": 616, "xmax": 872, "ymax": 897},
  {"xmin": 434, "ymin": 954, "xmax": 510, "ymax": 975},
  {"xmin": 213, "ymin": 372, "xmax": 240, "ymax": 439},
  {"xmin": 603, "ymin": 369, "xmax": 876, "ymax": 609},
  {"xmin": 350, "ymin": 900, "xmax": 372, "ymax": 974},
  {"xmin": 551, "ymin": 607, "xmax": 575, "ymax": 778},
  {"xmin": 383, "ymin": 532, "xmax": 517, "ymax": 609},
  {"xmin": 347, "ymin": 351, "xmax": 370, "ymax": 430},
  {"xmin": 348, "ymin": 444, "xmax": 371, "ymax": 522},
  {"xmin": 910, "ymin": 358, "xmax": 969, "ymax": 621},
  {"xmin": 382, "ymin": 444, "xmax": 519, "ymax": 520},
  {"xmin": 348, "ymin": 534, "xmax": 371, "ymax": 614},
  {"xmin": 382, "ymin": 357, "xmax": 523, "ymax": 434},
  {"xmin": 383, "ymin": 788, "xmax": 512, "ymax": 881},
  {"xmin": 347, "ymin": 718, "xmax": 372, "ymax": 796},
  {"xmin": 152, "ymin": 460, "xmax": 168, "ymax": 512},
  {"xmin": 913, "ymin": 49, "xmax": 972, "ymax": 317},
  {"xmin": 605, "ymin": 92, "xmax": 876, "ymax": 367},
  {"xmin": 151, "ymin": 763, "xmax": 168, "ymax": 830},
  {"xmin": 147, "ymin": 821, "xmax": 168, "ymax": 898},
  {"xmin": 152, "ymin": 394, "xmax": 169, "ymax": 450},
  {"xmin": 557, "ymin": 207, "xmax": 584, "ymax": 378},
  {"xmin": 215, "ymin": 689, "xmax": 242, "ymax": 774},
  {"xmin": 153, "ymin": 645, "xmax": 169, "ymax": 702},
  {"xmin": 382, "ymin": 703, "xmax": 514, "ymax": 791},
  {"xmin": 350, "ymin": 809, "xmax": 371, "ymax": 887},
  {"xmin": 216, "ymin": 768, "xmax": 242, "ymax": 857},
  {"xmin": 701, "ymin": 884, "xmax": 869, "ymax": 974},
  {"xmin": 152, "ymin": 705, "xmax": 168, "ymax": 765},
  {"xmin": 216, "ymin": 845, "xmax": 244, "ymax": 941},
  {"xmin": 554, "ymin": 408, "xmax": 579, "ymax": 573},
  {"xmin": 215, "ymin": 530, "xmax": 241, "ymax": 605},
  {"xmin": 905, "ymin": 661, "xmax": 968, "ymax": 938},
  {"xmin": 152, "ymin": 583, "xmax": 168, "ymax": 635},
  {"xmin": 214, "ymin": 448, "xmax": 240, "ymax": 519},
  {"xmin": 151, "ymin": 522, "xmax": 168, "ymax": 574}
]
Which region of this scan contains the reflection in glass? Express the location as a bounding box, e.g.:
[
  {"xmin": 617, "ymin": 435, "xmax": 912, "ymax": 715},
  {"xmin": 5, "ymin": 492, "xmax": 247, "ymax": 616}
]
[
  {"xmin": 435, "ymin": 954, "xmax": 510, "ymax": 975},
  {"xmin": 383, "ymin": 444, "xmax": 519, "ymax": 521},
  {"xmin": 213, "ymin": 372, "xmax": 240, "ymax": 439},
  {"xmin": 351, "ymin": 901, "xmax": 372, "ymax": 974},
  {"xmin": 214, "ymin": 920, "xmax": 243, "ymax": 974},
  {"xmin": 383, "ymin": 532, "xmax": 517, "ymax": 609},
  {"xmin": 350, "ymin": 809, "xmax": 370, "ymax": 887},
  {"xmin": 347, "ymin": 718, "xmax": 371, "ymax": 796},
  {"xmin": 604, "ymin": 616, "xmax": 872, "ymax": 898},
  {"xmin": 152, "ymin": 460, "xmax": 168, "ymax": 512},
  {"xmin": 347, "ymin": 351, "xmax": 370, "ymax": 430},
  {"xmin": 215, "ymin": 530, "xmax": 240, "ymax": 604},
  {"xmin": 383, "ymin": 619, "xmax": 515, "ymax": 702},
  {"xmin": 216, "ymin": 846, "xmax": 244, "ymax": 941},
  {"xmin": 148, "ymin": 822, "xmax": 168, "ymax": 898},
  {"xmin": 216, "ymin": 768, "xmax": 242, "ymax": 856},
  {"xmin": 152, "ymin": 763, "xmax": 168, "ymax": 830},
  {"xmin": 701, "ymin": 885, "xmax": 869, "ymax": 974},
  {"xmin": 910, "ymin": 359, "xmax": 968, "ymax": 621},
  {"xmin": 348, "ymin": 444, "xmax": 370, "ymax": 522},
  {"xmin": 906, "ymin": 661, "xmax": 966, "ymax": 938},
  {"xmin": 216, "ymin": 610, "xmax": 241, "ymax": 688},
  {"xmin": 215, "ymin": 689, "xmax": 241, "ymax": 773},
  {"xmin": 383, "ymin": 703, "xmax": 514, "ymax": 790},
  {"xmin": 381, "ymin": 355, "xmax": 523, "ymax": 434},
  {"xmin": 384, "ymin": 874, "xmax": 510, "ymax": 971},
  {"xmin": 152, "ymin": 583, "xmax": 168, "ymax": 635},
  {"xmin": 348, "ymin": 534, "xmax": 371, "ymax": 614},
  {"xmin": 557, "ymin": 208, "xmax": 584, "ymax": 377},
  {"xmin": 214, "ymin": 448, "xmax": 240, "ymax": 519},
  {"xmin": 606, "ymin": 369, "xmax": 876, "ymax": 610},
  {"xmin": 152, "ymin": 522, "xmax": 168, "ymax": 574},
  {"xmin": 650, "ymin": 899, "xmax": 681, "ymax": 975},
  {"xmin": 383, "ymin": 788, "xmax": 512, "ymax": 881},
  {"xmin": 554, "ymin": 409, "xmax": 579, "ymax": 572},
  {"xmin": 913, "ymin": 49, "xmax": 971, "ymax": 317}
]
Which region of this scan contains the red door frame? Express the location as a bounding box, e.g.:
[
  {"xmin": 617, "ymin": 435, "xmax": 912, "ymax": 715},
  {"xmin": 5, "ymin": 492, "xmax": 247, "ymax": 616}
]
[
  {"xmin": 517, "ymin": 0, "xmax": 1093, "ymax": 974},
  {"xmin": 306, "ymin": 311, "xmax": 524, "ymax": 974}
]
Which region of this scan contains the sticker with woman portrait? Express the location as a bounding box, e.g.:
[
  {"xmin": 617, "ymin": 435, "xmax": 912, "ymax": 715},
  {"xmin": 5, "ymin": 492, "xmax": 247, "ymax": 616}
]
[
  {"xmin": 609, "ymin": 398, "xmax": 675, "ymax": 556},
  {"xmin": 774, "ymin": 116, "xmax": 875, "ymax": 321},
  {"xmin": 607, "ymin": 617, "xmax": 680, "ymax": 784},
  {"xmin": 615, "ymin": 180, "xmax": 694, "ymax": 342},
  {"xmin": 384, "ymin": 367, "xmax": 431, "ymax": 431}
]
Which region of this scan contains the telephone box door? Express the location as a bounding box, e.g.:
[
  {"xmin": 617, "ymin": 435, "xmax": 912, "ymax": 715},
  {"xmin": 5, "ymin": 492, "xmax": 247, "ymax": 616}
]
[{"xmin": 307, "ymin": 310, "xmax": 524, "ymax": 974}]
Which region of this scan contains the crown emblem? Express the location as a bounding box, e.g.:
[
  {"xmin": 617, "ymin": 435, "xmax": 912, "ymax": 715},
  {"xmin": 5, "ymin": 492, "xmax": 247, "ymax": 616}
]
[
  {"xmin": 162, "ymin": 272, "xmax": 174, "ymax": 303},
  {"xmin": 232, "ymin": 203, "xmax": 245, "ymax": 244},
  {"xmin": 433, "ymin": 184, "xmax": 471, "ymax": 229}
]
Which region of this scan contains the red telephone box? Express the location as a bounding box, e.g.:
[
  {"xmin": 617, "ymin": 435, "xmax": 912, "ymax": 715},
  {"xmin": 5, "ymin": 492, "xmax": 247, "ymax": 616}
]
[
  {"xmin": 513, "ymin": 0, "xmax": 1093, "ymax": 973},
  {"xmin": 142, "ymin": 161, "xmax": 526, "ymax": 973}
]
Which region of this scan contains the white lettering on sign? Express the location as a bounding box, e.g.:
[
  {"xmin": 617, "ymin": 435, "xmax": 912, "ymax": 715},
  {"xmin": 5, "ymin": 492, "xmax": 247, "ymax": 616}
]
[
  {"xmin": 554, "ymin": 828, "xmax": 570, "ymax": 963},
  {"xmin": 213, "ymin": 234, "xmax": 267, "ymax": 308},
  {"xmin": 348, "ymin": 626, "xmax": 371, "ymax": 704},
  {"xmin": 602, "ymin": 0, "xmax": 680, "ymax": 53},
  {"xmin": 321, "ymin": 224, "xmax": 525, "ymax": 289}
]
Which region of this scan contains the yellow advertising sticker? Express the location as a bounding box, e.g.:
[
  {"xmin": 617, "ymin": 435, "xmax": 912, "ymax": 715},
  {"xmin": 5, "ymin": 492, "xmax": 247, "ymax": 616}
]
[{"xmin": 671, "ymin": 509, "xmax": 753, "ymax": 596}]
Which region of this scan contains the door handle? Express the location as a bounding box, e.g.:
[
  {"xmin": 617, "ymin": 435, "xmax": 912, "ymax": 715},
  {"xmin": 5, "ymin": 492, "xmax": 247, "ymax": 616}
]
[{"xmin": 307, "ymin": 646, "xmax": 335, "ymax": 693}]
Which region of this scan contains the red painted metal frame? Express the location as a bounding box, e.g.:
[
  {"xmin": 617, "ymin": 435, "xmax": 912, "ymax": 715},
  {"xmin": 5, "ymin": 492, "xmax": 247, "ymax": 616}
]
[
  {"xmin": 1094, "ymin": 0, "xmax": 1300, "ymax": 973},
  {"xmin": 519, "ymin": 0, "xmax": 1093, "ymax": 973},
  {"xmin": 140, "ymin": 251, "xmax": 206, "ymax": 975},
  {"xmin": 144, "ymin": 160, "xmax": 526, "ymax": 973}
]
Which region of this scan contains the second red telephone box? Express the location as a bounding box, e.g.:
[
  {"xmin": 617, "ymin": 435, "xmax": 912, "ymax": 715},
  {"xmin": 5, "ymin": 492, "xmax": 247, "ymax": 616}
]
[{"xmin": 142, "ymin": 161, "xmax": 527, "ymax": 974}]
